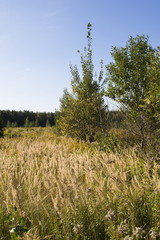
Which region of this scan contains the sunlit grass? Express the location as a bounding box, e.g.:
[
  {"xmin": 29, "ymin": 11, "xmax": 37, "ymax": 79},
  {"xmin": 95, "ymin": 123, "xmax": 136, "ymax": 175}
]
[{"xmin": 0, "ymin": 128, "xmax": 159, "ymax": 239}]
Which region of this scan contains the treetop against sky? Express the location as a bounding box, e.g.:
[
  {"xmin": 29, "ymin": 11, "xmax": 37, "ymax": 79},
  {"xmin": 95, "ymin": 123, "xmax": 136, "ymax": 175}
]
[{"xmin": 0, "ymin": 0, "xmax": 160, "ymax": 112}]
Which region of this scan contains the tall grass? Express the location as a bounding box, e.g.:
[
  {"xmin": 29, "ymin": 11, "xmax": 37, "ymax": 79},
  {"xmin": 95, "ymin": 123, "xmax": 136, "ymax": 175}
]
[{"xmin": 0, "ymin": 128, "xmax": 159, "ymax": 239}]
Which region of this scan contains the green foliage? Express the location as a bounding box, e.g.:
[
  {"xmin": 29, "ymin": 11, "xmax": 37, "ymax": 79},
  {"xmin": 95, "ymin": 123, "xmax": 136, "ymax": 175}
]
[
  {"xmin": 57, "ymin": 23, "xmax": 108, "ymax": 141},
  {"xmin": 106, "ymin": 35, "xmax": 160, "ymax": 148},
  {"xmin": 6, "ymin": 120, "xmax": 11, "ymax": 128},
  {"xmin": 35, "ymin": 118, "xmax": 39, "ymax": 127},
  {"xmin": 0, "ymin": 208, "xmax": 11, "ymax": 239},
  {"xmin": 65, "ymin": 204, "xmax": 108, "ymax": 240},
  {"xmin": 24, "ymin": 117, "xmax": 30, "ymax": 128},
  {"xmin": 0, "ymin": 115, "xmax": 4, "ymax": 137},
  {"xmin": 0, "ymin": 110, "xmax": 55, "ymax": 127},
  {"xmin": 0, "ymin": 206, "xmax": 31, "ymax": 240},
  {"xmin": 95, "ymin": 132, "xmax": 121, "ymax": 152},
  {"xmin": 11, "ymin": 122, "xmax": 18, "ymax": 128},
  {"xmin": 46, "ymin": 119, "xmax": 51, "ymax": 127}
]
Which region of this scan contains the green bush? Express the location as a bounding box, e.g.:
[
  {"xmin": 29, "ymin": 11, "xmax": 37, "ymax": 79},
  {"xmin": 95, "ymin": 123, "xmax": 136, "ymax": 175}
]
[{"xmin": 95, "ymin": 132, "xmax": 121, "ymax": 152}]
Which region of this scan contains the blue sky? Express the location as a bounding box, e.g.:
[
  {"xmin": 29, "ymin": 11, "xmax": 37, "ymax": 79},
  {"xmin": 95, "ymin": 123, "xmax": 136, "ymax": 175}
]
[{"xmin": 0, "ymin": 0, "xmax": 160, "ymax": 112}]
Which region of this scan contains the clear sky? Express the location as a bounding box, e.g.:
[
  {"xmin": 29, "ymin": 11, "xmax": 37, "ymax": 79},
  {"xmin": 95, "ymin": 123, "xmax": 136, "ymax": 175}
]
[{"xmin": 0, "ymin": 0, "xmax": 160, "ymax": 112}]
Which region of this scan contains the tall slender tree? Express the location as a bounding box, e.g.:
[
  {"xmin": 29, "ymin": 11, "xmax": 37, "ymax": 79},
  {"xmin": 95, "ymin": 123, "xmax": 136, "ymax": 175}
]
[
  {"xmin": 46, "ymin": 119, "xmax": 51, "ymax": 127},
  {"xmin": 0, "ymin": 115, "xmax": 4, "ymax": 137},
  {"xmin": 57, "ymin": 23, "xmax": 108, "ymax": 141},
  {"xmin": 24, "ymin": 117, "xmax": 30, "ymax": 128},
  {"xmin": 6, "ymin": 120, "xmax": 11, "ymax": 128}
]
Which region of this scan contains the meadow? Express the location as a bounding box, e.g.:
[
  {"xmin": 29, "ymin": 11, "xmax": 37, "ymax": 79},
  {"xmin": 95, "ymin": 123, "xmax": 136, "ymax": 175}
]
[{"xmin": 0, "ymin": 128, "xmax": 159, "ymax": 240}]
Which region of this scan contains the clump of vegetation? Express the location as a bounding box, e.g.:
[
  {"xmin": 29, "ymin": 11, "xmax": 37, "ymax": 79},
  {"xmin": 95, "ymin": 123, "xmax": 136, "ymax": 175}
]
[
  {"xmin": 106, "ymin": 35, "xmax": 160, "ymax": 150},
  {"xmin": 57, "ymin": 23, "xmax": 108, "ymax": 142},
  {"xmin": 56, "ymin": 24, "xmax": 160, "ymax": 153},
  {"xmin": 0, "ymin": 115, "xmax": 4, "ymax": 138}
]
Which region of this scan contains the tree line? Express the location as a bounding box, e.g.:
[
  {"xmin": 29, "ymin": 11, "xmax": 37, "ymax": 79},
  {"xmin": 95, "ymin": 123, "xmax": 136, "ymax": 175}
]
[
  {"xmin": 0, "ymin": 110, "xmax": 55, "ymax": 129},
  {"xmin": 0, "ymin": 108, "xmax": 124, "ymax": 138}
]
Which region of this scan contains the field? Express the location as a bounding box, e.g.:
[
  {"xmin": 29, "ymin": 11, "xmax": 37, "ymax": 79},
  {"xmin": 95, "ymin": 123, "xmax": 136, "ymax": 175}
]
[{"xmin": 0, "ymin": 128, "xmax": 160, "ymax": 240}]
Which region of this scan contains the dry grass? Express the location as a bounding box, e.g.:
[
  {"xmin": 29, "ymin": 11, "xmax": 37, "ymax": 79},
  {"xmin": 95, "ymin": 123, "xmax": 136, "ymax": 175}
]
[{"xmin": 0, "ymin": 128, "xmax": 160, "ymax": 239}]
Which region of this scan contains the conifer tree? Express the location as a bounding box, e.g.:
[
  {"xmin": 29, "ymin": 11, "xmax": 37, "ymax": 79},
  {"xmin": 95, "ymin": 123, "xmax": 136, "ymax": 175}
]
[
  {"xmin": 29, "ymin": 121, "xmax": 34, "ymax": 127},
  {"xmin": 46, "ymin": 119, "xmax": 51, "ymax": 127},
  {"xmin": 11, "ymin": 122, "xmax": 15, "ymax": 128},
  {"xmin": 35, "ymin": 119, "xmax": 39, "ymax": 127},
  {"xmin": 0, "ymin": 116, "xmax": 4, "ymax": 137},
  {"xmin": 6, "ymin": 120, "xmax": 11, "ymax": 128},
  {"xmin": 24, "ymin": 117, "xmax": 30, "ymax": 128}
]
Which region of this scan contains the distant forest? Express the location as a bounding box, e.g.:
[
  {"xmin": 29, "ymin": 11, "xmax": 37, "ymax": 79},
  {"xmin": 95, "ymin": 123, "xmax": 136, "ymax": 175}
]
[
  {"xmin": 0, "ymin": 110, "xmax": 55, "ymax": 127},
  {"xmin": 0, "ymin": 109, "xmax": 125, "ymax": 129}
]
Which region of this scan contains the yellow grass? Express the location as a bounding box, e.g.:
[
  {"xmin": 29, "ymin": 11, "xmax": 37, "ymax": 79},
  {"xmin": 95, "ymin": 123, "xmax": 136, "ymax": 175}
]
[{"xmin": 0, "ymin": 128, "xmax": 159, "ymax": 239}]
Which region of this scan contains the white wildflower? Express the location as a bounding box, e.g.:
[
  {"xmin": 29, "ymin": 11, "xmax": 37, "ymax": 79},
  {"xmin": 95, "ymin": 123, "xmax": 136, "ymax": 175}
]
[
  {"xmin": 73, "ymin": 224, "xmax": 82, "ymax": 234},
  {"xmin": 9, "ymin": 227, "xmax": 16, "ymax": 233},
  {"xmin": 124, "ymin": 236, "xmax": 133, "ymax": 240},
  {"xmin": 104, "ymin": 210, "xmax": 115, "ymax": 221},
  {"xmin": 133, "ymin": 227, "xmax": 144, "ymax": 237},
  {"xmin": 149, "ymin": 229, "xmax": 159, "ymax": 239},
  {"xmin": 117, "ymin": 221, "xmax": 127, "ymax": 235}
]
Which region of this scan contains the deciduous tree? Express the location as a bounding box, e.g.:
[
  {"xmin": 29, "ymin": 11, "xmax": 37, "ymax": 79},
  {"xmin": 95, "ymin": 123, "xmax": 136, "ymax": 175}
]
[
  {"xmin": 106, "ymin": 35, "xmax": 160, "ymax": 148},
  {"xmin": 57, "ymin": 23, "xmax": 108, "ymax": 141}
]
